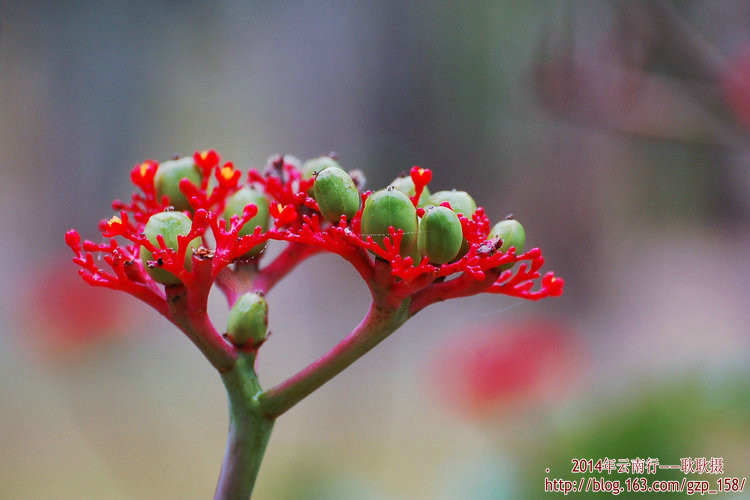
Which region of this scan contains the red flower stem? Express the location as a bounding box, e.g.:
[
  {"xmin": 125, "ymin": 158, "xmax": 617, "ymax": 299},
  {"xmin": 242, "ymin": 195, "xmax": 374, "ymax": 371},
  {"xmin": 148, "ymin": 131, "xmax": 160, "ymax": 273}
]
[
  {"xmin": 408, "ymin": 272, "xmax": 497, "ymax": 315},
  {"xmin": 252, "ymin": 243, "xmax": 323, "ymax": 294},
  {"xmin": 166, "ymin": 286, "xmax": 237, "ymax": 373},
  {"xmin": 124, "ymin": 283, "xmax": 170, "ymax": 317},
  {"xmin": 214, "ymin": 266, "xmax": 249, "ymax": 307},
  {"xmin": 214, "ymin": 352, "xmax": 274, "ymax": 500},
  {"xmin": 214, "ymin": 243, "xmax": 324, "ymax": 306},
  {"xmin": 258, "ymin": 300, "xmax": 411, "ymax": 418},
  {"xmin": 348, "ymin": 247, "xmax": 376, "ymax": 283},
  {"xmin": 390, "ymin": 272, "xmax": 439, "ymax": 302}
]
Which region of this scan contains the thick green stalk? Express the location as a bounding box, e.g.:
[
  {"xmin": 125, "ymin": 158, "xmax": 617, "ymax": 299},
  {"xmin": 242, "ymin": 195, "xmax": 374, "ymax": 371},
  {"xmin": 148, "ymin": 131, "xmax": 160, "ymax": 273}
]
[
  {"xmin": 258, "ymin": 300, "xmax": 411, "ymax": 418},
  {"xmin": 214, "ymin": 353, "xmax": 274, "ymax": 500},
  {"xmin": 214, "ymin": 300, "xmax": 411, "ymax": 497}
]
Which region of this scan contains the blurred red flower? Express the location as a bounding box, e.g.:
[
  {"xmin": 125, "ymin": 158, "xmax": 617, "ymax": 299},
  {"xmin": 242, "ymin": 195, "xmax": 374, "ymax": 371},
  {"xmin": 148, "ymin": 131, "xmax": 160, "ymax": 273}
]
[
  {"xmin": 428, "ymin": 319, "xmax": 587, "ymax": 419},
  {"xmin": 722, "ymin": 46, "xmax": 750, "ymax": 131},
  {"xmin": 18, "ymin": 258, "xmax": 140, "ymax": 361}
]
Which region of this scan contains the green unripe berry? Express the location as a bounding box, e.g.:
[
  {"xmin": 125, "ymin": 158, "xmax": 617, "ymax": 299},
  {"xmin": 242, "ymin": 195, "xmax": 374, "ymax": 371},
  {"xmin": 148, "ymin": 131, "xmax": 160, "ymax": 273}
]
[
  {"xmin": 154, "ymin": 156, "xmax": 203, "ymax": 211},
  {"xmin": 389, "ymin": 175, "xmax": 431, "ymax": 207},
  {"xmin": 222, "ymin": 187, "xmax": 271, "ymax": 257},
  {"xmin": 488, "ymin": 218, "xmax": 526, "ymax": 271},
  {"xmin": 417, "ymin": 206, "xmax": 463, "ymax": 265},
  {"xmin": 140, "ymin": 211, "xmax": 201, "ymax": 285},
  {"xmin": 386, "ymin": 217, "xmax": 421, "ymax": 264},
  {"xmin": 428, "ymin": 190, "xmax": 477, "ymax": 217},
  {"xmin": 429, "ymin": 190, "xmax": 477, "ymax": 259},
  {"xmin": 405, "ymin": 241, "xmax": 422, "ymax": 264},
  {"xmin": 313, "ymin": 166, "xmax": 360, "ymax": 223},
  {"xmin": 227, "ymin": 292, "xmax": 268, "ymax": 347},
  {"xmin": 405, "ymin": 218, "xmax": 422, "ymax": 263},
  {"xmin": 301, "ymin": 156, "xmax": 340, "ymax": 180},
  {"xmin": 361, "ymin": 188, "xmax": 418, "ymax": 254}
]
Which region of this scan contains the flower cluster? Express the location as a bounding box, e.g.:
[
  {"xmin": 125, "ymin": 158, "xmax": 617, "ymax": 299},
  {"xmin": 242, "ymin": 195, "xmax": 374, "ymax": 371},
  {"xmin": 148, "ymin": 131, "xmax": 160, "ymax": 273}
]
[
  {"xmin": 65, "ymin": 149, "xmax": 566, "ymax": 497},
  {"xmin": 66, "ymin": 150, "xmax": 563, "ymax": 325}
]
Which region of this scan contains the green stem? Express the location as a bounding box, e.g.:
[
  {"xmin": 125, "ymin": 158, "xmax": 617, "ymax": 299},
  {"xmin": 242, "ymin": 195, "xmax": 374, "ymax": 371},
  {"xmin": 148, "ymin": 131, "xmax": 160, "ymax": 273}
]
[
  {"xmin": 258, "ymin": 300, "xmax": 411, "ymax": 418},
  {"xmin": 212, "ymin": 298, "xmax": 411, "ymax": 496},
  {"xmin": 214, "ymin": 353, "xmax": 275, "ymax": 500}
]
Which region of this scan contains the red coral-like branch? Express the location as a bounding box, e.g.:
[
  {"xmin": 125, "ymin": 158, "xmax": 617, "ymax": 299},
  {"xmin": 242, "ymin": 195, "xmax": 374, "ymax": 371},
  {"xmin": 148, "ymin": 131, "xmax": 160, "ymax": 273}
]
[{"xmin": 66, "ymin": 149, "xmax": 564, "ymax": 338}]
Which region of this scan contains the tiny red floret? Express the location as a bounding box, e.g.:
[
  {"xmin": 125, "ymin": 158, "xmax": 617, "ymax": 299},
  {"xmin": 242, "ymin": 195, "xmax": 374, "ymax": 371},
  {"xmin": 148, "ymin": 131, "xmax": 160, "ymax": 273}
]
[
  {"xmin": 130, "ymin": 160, "xmax": 158, "ymax": 192},
  {"xmin": 409, "ymin": 166, "xmax": 432, "ymax": 207},
  {"xmin": 194, "ymin": 149, "xmax": 221, "ymax": 171},
  {"xmin": 270, "ymin": 203, "xmax": 298, "ymax": 226}
]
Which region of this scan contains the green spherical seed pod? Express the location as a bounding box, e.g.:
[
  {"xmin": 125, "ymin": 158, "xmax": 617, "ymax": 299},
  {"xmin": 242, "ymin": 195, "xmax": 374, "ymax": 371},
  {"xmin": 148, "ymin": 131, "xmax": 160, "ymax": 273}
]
[
  {"xmin": 313, "ymin": 166, "xmax": 360, "ymax": 223},
  {"xmin": 301, "ymin": 156, "xmax": 340, "ymax": 180},
  {"xmin": 429, "ymin": 190, "xmax": 477, "ymax": 259},
  {"xmin": 428, "ymin": 190, "xmax": 477, "ymax": 217},
  {"xmin": 417, "ymin": 206, "xmax": 463, "ymax": 265},
  {"xmin": 154, "ymin": 157, "xmax": 203, "ymax": 211},
  {"xmin": 405, "ymin": 242, "xmax": 422, "ymax": 264},
  {"xmin": 389, "ymin": 176, "xmax": 431, "ymax": 208},
  {"xmin": 405, "ymin": 218, "xmax": 422, "ymax": 263},
  {"xmin": 222, "ymin": 187, "xmax": 271, "ymax": 257},
  {"xmin": 361, "ymin": 188, "xmax": 418, "ymax": 254},
  {"xmin": 140, "ymin": 211, "xmax": 201, "ymax": 285},
  {"xmin": 227, "ymin": 292, "xmax": 268, "ymax": 347},
  {"xmin": 488, "ymin": 218, "xmax": 526, "ymax": 271}
]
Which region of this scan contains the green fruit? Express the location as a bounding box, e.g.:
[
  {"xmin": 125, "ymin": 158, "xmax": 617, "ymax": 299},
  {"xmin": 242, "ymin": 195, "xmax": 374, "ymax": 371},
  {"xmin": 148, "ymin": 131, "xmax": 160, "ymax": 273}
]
[
  {"xmin": 154, "ymin": 157, "xmax": 203, "ymax": 211},
  {"xmin": 361, "ymin": 188, "xmax": 418, "ymax": 254},
  {"xmin": 428, "ymin": 190, "xmax": 476, "ymax": 217},
  {"xmin": 389, "ymin": 175, "xmax": 431, "ymax": 207},
  {"xmin": 429, "ymin": 190, "xmax": 477, "ymax": 259},
  {"xmin": 417, "ymin": 206, "xmax": 463, "ymax": 264},
  {"xmin": 227, "ymin": 292, "xmax": 268, "ymax": 347},
  {"xmin": 222, "ymin": 187, "xmax": 271, "ymax": 257},
  {"xmin": 313, "ymin": 166, "xmax": 360, "ymax": 223},
  {"xmin": 405, "ymin": 242, "xmax": 422, "ymax": 264},
  {"xmin": 387, "ymin": 217, "xmax": 421, "ymax": 264},
  {"xmin": 301, "ymin": 156, "xmax": 340, "ymax": 180},
  {"xmin": 140, "ymin": 211, "xmax": 201, "ymax": 285},
  {"xmin": 488, "ymin": 218, "xmax": 526, "ymax": 271},
  {"xmin": 405, "ymin": 218, "xmax": 422, "ymax": 263}
]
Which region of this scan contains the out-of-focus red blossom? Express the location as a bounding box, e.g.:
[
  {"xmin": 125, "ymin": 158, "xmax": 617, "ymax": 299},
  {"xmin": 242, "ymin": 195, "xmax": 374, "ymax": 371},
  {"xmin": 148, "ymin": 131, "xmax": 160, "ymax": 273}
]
[
  {"xmin": 18, "ymin": 259, "xmax": 140, "ymax": 361},
  {"xmin": 721, "ymin": 47, "xmax": 750, "ymax": 131},
  {"xmin": 66, "ymin": 149, "xmax": 563, "ymax": 324},
  {"xmin": 428, "ymin": 320, "xmax": 586, "ymax": 419}
]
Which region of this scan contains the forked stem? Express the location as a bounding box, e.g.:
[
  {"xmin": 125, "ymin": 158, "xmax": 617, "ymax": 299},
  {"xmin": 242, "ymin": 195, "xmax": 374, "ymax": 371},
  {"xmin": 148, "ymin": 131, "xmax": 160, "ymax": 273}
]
[
  {"xmin": 214, "ymin": 353, "xmax": 274, "ymax": 500},
  {"xmin": 258, "ymin": 300, "xmax": 411, "ymax": 418}
]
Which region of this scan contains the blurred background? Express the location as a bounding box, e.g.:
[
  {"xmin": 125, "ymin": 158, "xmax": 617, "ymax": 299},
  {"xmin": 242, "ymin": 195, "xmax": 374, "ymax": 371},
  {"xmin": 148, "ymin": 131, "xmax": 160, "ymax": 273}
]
[{"xmin": 1, "ymin": 1, "xmax": 749, "ymax": 498}]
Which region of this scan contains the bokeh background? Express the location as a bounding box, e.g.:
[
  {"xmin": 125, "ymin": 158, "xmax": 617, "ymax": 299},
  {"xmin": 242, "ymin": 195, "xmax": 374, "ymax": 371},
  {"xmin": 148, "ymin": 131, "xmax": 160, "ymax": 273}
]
[{"xmin": 2, "ymin": 1, "xmax": 750, "ymax": 498}]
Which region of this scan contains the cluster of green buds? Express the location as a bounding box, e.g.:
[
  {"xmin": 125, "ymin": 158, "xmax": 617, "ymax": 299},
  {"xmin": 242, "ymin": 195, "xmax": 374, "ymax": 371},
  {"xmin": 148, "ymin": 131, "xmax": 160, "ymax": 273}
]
[
  {"xmin": 310, "ymin": 164, "xmax": 527, "ymax": 269},
  {"xmin": 68, "ymin": 150, "xmax": 557, "ymax": 309},
  {"xmin": 68, "ymin": 150, "xmax": 547, "ymax": 355}
]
